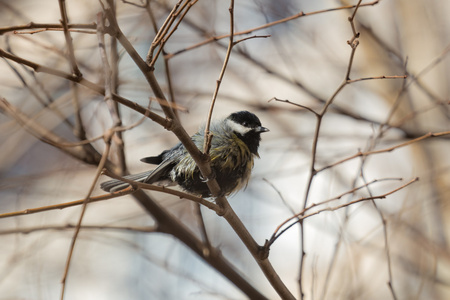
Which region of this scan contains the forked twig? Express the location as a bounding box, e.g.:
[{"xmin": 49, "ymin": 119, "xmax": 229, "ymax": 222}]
[{"xmin": 269, "ymin": 177, "xmax": 419, "ymax": 246}]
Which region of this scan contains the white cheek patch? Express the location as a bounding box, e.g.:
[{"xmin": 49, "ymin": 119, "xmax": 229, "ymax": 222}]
[{"xmin": 226, "ymin": 119, "xmax": 252, "ymax": 135}]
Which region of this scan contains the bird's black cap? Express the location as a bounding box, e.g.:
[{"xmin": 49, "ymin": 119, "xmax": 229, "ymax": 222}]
[{"xmin": 228, "ymin": 111, "xmax": 262, "ymax": 129}]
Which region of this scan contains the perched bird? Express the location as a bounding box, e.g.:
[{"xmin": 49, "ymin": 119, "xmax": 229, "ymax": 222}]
[{"xmin": 100, "ymin": 111, "xmax": 269, "ymax": 197}]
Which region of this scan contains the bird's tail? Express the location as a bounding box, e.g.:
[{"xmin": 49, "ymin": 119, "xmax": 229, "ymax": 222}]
[{"xmin": 100, "ymin": 170, "xmax": 153, "ymax": 192}]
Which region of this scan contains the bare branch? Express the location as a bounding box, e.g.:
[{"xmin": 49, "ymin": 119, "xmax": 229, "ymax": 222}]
[
  {"xmin": 57, "ymin": 0, "xmax": 82, "ymax": 77},
  {"xmin": 0, "ymin": 22, "xmax": 96, "ymax": 35},
  {"xmin": 318, "ymin": 131, "xmax": 450, "ymax": 173},
  {"xmin": 165, "ymin": 1, "xmax": 380, "ymax": 58},
  {"xmin": 60, "ymin": 130, "xmax": 114, "ymax": 300},
  {"xmin": 269, "ymin": 177, "xmax": 419, "ymax": 246},
  {"xmin": 203, "ymin": 0, "xmax": 236, "ymax": 157}
]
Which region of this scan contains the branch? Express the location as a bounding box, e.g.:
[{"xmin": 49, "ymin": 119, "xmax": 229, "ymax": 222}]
[
  {"xmin": 0, "ymin": 48, "xmax": 169, "ymax": 127},
  {"xmin": 203, "ymin": 0, "xmax": 235, "ymax": 160},
  {"xmin": 0, "ymin": 97, "xmax": 114, "ymax": 168},
  {"xmin": 60, "ymin": 131, "xmax": 114, "ymax": 300},
  {"xmin": 346, "ymin": 75, "xmax": 407, "ymax": 83},
  {"xmin": 102, "ymin": 169, "xmax": 219, "ymax": 211},
  {"xmin": 146, "ymin": 0, "xmax": 198, "ymax": 66},
  {"xmin": 298, "ymin": 1, "xmax": 363, "ymax": 297},
  {"xmin": 269, "ymin": 177, "xmax": 419, "ymax": 246},
  {"xmin": 0, "ymin": 22, "xmax": 96, "ymax": 35},
  {"xmin": 0, "ymin": 224, "xmax": 159, "ymax": 235},
  {"xmin": 268, "ymin": 97, "xmax": 319, "ymax": 116},
  {"xmin": 165, "ymin": 0, "xmax": 380, "ymax": 58},
  {"xmin": 318, "ymin": 131, "xmax": 450, "ymax": 173},
  {"xmin": 57, "ymin": 0, "xmax": 82, "ymax": 77},
  {"xmin": 0, "ymin": 189, "xmax": 132, "ymax": 220}
]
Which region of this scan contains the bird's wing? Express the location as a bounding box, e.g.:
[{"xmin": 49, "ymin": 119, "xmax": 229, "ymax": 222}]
[
  {"xmin": 101, "ymin": 144, "xmax": 183, "ymax": 193},
  {"xmin": 140, "ymin": 150, "xmax": 169, "ymax": 165},
  {"xmin": 143, "ymin": 156, "xmax": 176, "ymax": 184},
  {"xmin": 143, "ymin": 143, "xmax": 185, "ymax": 183}
]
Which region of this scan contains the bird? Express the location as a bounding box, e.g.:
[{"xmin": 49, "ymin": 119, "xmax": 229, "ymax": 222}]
[{"xmin": 100, "ymin": 110, "xmax": 269, "ymax": 197}]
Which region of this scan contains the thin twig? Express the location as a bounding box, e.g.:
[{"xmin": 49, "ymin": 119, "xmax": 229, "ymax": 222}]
[
  {"xmin": 0, "ymin": 22, "xmax": 96, "ymax": 35},
  {"xmin": 360, "ymin": 168, "xmax": 398, "ymax": 300},
  {"xmin": 195, "ymin": 204, "xmax": 212, "ymax": 249},
  {"xmin": 97, "ymin": 12, "xmax": 121, "ymax": 127},
  {"xmin": 317, "ymin": 131, "xmax": 450, "ymax": 173},
  {"xmin": 102, "ymin": 169, "xmax": 219, "ymax": 211},
  {"xmin": 0, "ymin": 174, "xmax": 221, "ymax": 220},
  {"xmin": 297, "ymin": 2, "xmax": 363, "ymax": 297},
  {"xmin": 121, "ymin": 0, "xmax": 149, "ymax": 9},
  {"xmin": 147, "ymin": 0, "xmax": 198, "ymax": 66},
  {"xmin": 13, "ymin": 28, "xmax": 96, "ymax": 34},
  {"xmin": 165, "ymin": 1, "xmax": 380, "ymax": 59},
  {"xmin": 346, "ymin": 75, "xmax": 407, "ymax": 83},
  {"xmin": 269, "ymin": 97, "xmax": 319, "ymax": 116},
  {"xmin": 146, "ymin": 0, "xmax": 183, "ymax": 64},
  {"xmin": 270, "ymin": 177, "xmax": 419, "ymax": 246},
  {"xmin": 60, "ymin": 132, "xmax": 114, "ymax": 300},
  {"xmin": 0, "ymin": 189, "xmax": 133, "ymax": 220},
  {"xmin": 57, "ymin": 0, "xmax": 82, "ymax": 77},
  {"xmin": 0, "ymin": 224, "xmax": 158, "ymax": 236},
  {"xmin": 233, "ymin": 34, "xmax": 270, "ymax": 45},
  {"xmin": 268, "ymin": 177, "xmax": 404, "ymax": 246},
  {"xmin": 202, "ymin": 0, "xmax": 235, "ymax": 156},
  {"xmin": 106, "ymin": 0, "xmax": 127, "ymax": 174}
]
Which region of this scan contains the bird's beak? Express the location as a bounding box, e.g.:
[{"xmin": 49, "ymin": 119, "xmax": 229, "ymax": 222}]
[{"xmin": 255, "ymin": 126, "xmax": 269, "ymax": 133}]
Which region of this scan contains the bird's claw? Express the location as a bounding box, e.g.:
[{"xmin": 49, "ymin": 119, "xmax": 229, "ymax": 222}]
[{"xmin": 200, "ymin": 170, "xmax": 216, "ymax": 183}]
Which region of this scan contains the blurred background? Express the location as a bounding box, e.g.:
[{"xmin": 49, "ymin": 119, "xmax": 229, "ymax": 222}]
[{"xmin": 0, "ymin": 0, "xmax": 449, "ymax": 299}]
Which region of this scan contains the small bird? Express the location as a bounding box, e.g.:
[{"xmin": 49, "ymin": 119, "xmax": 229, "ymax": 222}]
[{"xmin": 101, "ymin": 111, "xmax": 269, "ymax": 197}]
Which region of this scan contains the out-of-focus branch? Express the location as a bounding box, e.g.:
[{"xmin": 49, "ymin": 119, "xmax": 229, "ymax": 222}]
[
  {"xmin": 2, "ymin": 51, "xmax": 75, "ymax": 129},
  {"xmin": 60, "ymin": 129, "xmax": 114, "ymax": 300},
  {"xmin": 165, "ymin": 0, "xmax": 380, "ymax": 59},
  {"xmin": 318, "ymin": 131, "xmax": 450, "ymax": 173},
  {"xmin": 57, "ymin": 0, "xmax": 82, "ymax": 77},
  {"xmin": 131, "ymin": 189, "xmax": 270, "ymax": 300},
  {"xmin": 97, "ymin": 12, "xmax": 121, "ymax": 128},
  {"xmin": 146, "ymin": 0, "xmax": 198, "ymax": 67},
  {"xmin": 0, "ymin": 97, "xmax": 115, "ymax": 168},
  {"xmin": 106, "ymin": 0, "xmax": 127, "ymax": 174},
  {"xmin": 0, "ymin": 22, "xmax": 96, "ymax": 35},
  {"xmin": 0, "ymin": 48, "xmax": 169, "ymax": 127},
  {"xmin": 0, "ymin": 187, "xmax": 134, "ymax": 220},
  {"xmin": 0, "ymin": 224, "xmax": 159, "ymax": 236},
  {"xmin": 357, "ymin": 23, "xmax": 450, "ymax": 120}
]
